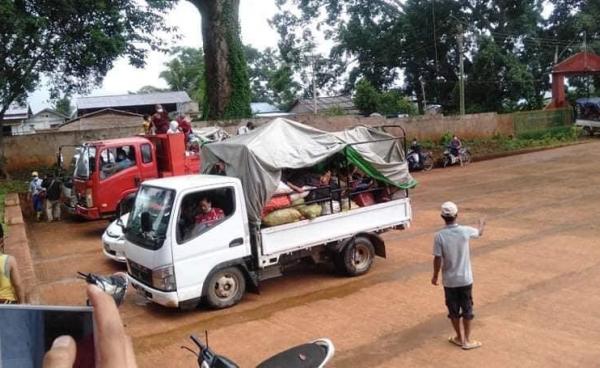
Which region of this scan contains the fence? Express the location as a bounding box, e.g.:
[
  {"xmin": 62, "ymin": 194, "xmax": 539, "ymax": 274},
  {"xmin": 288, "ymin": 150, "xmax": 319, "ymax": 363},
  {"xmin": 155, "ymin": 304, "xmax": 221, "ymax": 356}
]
[{"xmin": 512, "ymin": 108, "xmax": 574, "ymax": 137}]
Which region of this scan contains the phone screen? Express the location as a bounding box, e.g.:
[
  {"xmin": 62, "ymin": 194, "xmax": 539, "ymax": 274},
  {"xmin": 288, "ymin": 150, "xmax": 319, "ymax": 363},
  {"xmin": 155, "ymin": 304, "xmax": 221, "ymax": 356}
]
[{"xmin": 0, "ymin": 305, "xmax": 95, "ymax": 368}]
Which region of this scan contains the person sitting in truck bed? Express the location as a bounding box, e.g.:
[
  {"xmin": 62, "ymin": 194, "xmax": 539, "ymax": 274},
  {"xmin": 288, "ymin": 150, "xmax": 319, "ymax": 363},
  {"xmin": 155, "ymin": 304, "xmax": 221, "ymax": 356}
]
[{"xmin": 285, "ymin": 169, "xmax": 339, "ymax": 203}]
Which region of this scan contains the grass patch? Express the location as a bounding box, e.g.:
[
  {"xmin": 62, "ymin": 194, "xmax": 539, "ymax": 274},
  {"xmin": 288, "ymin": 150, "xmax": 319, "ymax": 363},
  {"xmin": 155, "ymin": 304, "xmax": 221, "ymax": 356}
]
[
  {"xmin": 419, "ymin": 126, "xmax": 581, "ymax": 159},
  {"xmin": 0, "ymin": 179, "xmax": 29, "ymax": 230}
]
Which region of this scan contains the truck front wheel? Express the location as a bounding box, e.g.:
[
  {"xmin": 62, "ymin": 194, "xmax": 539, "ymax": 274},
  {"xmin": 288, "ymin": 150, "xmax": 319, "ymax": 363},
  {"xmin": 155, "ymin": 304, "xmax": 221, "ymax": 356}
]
[
  {"xmin": 205, "ymin": 267, "xmax": 246, "ymax": 309},
  {"xmin": 337, "ymin": 237, "xmax": 375, "ymax": 276}
]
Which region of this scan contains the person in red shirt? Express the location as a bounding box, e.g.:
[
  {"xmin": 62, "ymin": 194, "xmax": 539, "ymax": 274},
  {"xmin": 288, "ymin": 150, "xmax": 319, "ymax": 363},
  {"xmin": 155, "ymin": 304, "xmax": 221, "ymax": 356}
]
[
  {"xmin": 195, "ymin": 197, "xmax": 225, "ymax": 226},
  {"xmin": 152, "ymin": 104, "xmax": 170, "ymax": 134},
  {"xmin": 177, "ymin": 114, "xmax": 193, "ymax": 141}
]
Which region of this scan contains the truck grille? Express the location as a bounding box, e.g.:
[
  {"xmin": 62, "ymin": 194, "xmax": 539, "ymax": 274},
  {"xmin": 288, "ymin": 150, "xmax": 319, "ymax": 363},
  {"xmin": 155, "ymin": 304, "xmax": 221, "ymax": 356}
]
[{"xmin": 127, "ymin": 260, "xmax": 152, "ymax": 287}]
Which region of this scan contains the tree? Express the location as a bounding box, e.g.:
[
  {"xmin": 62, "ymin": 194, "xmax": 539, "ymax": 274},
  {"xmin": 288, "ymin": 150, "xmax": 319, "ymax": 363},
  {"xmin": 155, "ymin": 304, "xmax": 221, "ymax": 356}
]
[
  {"xmin": 53, "ymin": 96, "xmax": 72, "ymax": 117},
  {"xmin": 160, "ymin": 47, "xmax": 205, "ymax": 103},
  {"xmin": 131, "ymin": 86, "xmax": 167, "ymax": 94},
  {"xmin": 0, "ymin": 0, "xmax": 174, "ymax": 176},
  {"xmin": 353, "ymin": 79, "xmax": 380, "ymax": 115},
  {"xmin": 188, "ymin": 1, "xmax": 252, "ymax": 120}
]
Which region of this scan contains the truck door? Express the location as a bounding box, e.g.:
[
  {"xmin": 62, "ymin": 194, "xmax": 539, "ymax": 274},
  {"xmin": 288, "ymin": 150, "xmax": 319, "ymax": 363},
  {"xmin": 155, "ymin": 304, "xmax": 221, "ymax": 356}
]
[
  {"xmin": 139, "ymin": 143, "xmax": 159, "ymax": 182},
  {"xmin": 95, "ymin": 144, "xmax": 141, "ymax": 214},
  {"xmin": 171, "ymin": 186, "xmax": 250, "ymax": 302}
]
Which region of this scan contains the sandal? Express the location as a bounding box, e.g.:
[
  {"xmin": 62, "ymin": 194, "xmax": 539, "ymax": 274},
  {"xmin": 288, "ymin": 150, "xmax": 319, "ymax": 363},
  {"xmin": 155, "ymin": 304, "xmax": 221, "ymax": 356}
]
[
  {"xmin": 448, "ymin": 336, "xmax": 462, "ymax": 347},
  {"xmin": 462, "ymin": 340, "xmax": 482, "ymax": 350}
]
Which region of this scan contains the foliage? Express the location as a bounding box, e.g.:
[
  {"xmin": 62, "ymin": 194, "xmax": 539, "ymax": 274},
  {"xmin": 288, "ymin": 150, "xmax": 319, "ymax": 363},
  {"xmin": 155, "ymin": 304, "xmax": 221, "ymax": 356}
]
[
  {"xmin": 131, "ymin": 85, "xmax": 167, "ymax": 94},
  {"xmin": 353, "ymin": 79, "xmax": 414, "ymax": 116},
  {"xmin": 272, "ymin": 0, "xmax": 596, "ymax": 114},
  {"xmin": 221, "ymin": 0, "xmax": 252, "ymax": 119},
  {"xmin": 353, "ymin": 79, "xmax": 380, "ymax": 115},
  {"xmin": 160, "ymin": 47, "xmax": 205, "ymax": 103},
  {"xmin": 53, "ymin": 96, "xmax": 72, "ymax": 117},
  {"xmin": 0, "ymin": 0, "xmax": 174, "ymax": 176},
  {"xmin": 321, "ymin": 105, "xmax": 346, "ymax": 117}
]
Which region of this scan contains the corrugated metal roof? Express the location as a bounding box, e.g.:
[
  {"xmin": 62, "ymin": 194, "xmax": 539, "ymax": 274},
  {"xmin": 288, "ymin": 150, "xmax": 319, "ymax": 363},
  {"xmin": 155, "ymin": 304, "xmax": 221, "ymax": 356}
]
[
  {"xmin": 251, "ymin": 102, "xmax": 281, "ymax": 114},
  {"xmin": 3, "ymin": 102, "xmax": 31, "ymax": 120},
  {"xmin": 76, "ymin": 91, "xmax": 192, "ymax": 110}
]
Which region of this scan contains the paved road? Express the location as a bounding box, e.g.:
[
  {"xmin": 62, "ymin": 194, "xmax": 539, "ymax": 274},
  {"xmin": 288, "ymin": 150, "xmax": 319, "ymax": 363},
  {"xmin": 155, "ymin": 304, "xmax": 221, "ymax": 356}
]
[{"xmin": 27, "ymin": 141, "xmax": 600, "ymax": 367}]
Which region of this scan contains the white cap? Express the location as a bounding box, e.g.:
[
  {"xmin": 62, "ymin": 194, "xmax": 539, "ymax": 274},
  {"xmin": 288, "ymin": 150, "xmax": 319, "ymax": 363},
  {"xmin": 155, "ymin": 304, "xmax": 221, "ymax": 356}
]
[{"xmin": 441, "ymin": 201, "xmax": 458, "ymax": 217}]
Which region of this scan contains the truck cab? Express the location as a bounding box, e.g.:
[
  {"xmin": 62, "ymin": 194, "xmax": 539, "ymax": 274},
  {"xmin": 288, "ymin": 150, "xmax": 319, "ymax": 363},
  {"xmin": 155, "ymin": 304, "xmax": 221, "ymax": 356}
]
[
  {"xmin": 125, "ymin": 176, "xmax": 250, "ymax": 308},
  {"xmin": 73, "ymin": 134, "xmax": 199, "ymax": 220}
]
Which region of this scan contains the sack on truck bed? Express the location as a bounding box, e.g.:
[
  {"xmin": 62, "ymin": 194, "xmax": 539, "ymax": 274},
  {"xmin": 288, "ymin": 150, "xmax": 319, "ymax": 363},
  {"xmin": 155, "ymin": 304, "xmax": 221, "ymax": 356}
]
[
  {"xmin": 262, "ymin": 195, "xmax": 291, "ymax": 217},
  {"xmin": 263, "ymin": 208, "xmax": 303, "ymax": 227}
]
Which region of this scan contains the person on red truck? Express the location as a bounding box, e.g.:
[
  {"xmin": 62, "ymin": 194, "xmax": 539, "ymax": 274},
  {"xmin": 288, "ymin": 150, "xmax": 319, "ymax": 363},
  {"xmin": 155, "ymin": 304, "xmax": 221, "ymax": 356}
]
[
  {"xmin": 176, "ymin": 115, "xmax": 193, "ymax": 141},
  {"xmin": 152, "ymin": 104, "xmax": 169, "ymax": 134}
]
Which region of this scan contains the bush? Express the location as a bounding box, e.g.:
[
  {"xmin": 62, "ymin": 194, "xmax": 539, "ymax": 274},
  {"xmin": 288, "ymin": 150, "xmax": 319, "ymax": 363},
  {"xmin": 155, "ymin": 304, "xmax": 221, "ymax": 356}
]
[{"xmin": 353, "ymin": 79, "xmax": 380, "ymax": 115}]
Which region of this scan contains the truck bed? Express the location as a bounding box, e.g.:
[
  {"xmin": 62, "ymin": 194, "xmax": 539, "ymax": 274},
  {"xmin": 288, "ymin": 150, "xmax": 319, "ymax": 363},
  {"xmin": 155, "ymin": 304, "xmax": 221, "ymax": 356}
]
[
  {"xmin": 258, "ymin": 198, "xmax": 411, "ymax": 267},
  {"xmin": 575, "ymin": 119, "xmax": 600, "ymax": 128}
]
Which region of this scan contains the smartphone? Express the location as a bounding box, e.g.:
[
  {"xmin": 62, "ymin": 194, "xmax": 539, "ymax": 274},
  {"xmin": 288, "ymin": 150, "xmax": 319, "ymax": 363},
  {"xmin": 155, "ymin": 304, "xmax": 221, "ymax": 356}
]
[{"xmin": 0, "ymin": 304, "xmax": 95, "ymax": 368}]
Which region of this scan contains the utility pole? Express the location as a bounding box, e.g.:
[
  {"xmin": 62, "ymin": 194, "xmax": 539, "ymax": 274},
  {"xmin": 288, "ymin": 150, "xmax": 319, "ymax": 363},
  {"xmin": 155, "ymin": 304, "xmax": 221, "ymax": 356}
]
[
  {"xmin": 420, "ymin": 77, "xmax": 427, "ymax": 113},
  {"xmin": 457, "ymin": 24, "xmax": 465, "ymax": 116},
  {"xmin": 311, "ymin": 54, "xmax": 318, "ymax": 114}
]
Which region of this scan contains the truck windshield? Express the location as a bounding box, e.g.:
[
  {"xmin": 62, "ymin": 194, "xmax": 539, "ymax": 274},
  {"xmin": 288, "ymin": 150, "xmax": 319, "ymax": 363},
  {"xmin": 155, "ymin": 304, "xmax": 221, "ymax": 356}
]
[
  {"xmin": 74, "ymin": 146, "xmax": 97, "ymax": 179},
  {"xmin": 125, "ymin": 186, "xmax": 175, "ymax": 250}
]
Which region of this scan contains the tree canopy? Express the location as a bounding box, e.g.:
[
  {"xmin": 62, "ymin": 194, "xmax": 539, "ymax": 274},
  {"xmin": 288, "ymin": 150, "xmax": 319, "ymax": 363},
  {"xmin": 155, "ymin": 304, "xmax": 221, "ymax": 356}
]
[{"xmin": 272, "ymin": 0, "xmax": 600, "ymax": 114}]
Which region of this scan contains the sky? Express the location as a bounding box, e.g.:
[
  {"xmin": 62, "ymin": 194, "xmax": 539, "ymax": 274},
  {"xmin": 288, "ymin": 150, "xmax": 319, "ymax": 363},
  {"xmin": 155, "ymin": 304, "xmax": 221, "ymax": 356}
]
[{"xmin": 29, "ymin": 0, "xmax": 281, "ymax": 113}]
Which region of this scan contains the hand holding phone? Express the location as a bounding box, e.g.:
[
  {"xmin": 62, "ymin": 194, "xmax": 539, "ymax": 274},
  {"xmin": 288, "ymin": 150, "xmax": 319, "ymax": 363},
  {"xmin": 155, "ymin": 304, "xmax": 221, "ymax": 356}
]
[{"xmin": 43, "ymin": 285, "xmax": 137, "ymax": 368}]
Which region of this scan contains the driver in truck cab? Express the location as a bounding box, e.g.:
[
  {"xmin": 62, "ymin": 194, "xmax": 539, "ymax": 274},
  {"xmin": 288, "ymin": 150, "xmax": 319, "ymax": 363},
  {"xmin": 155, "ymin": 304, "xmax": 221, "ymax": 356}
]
[{"xmin": 192, "ymin": 197, "xmax": 225, "ymax": 232}]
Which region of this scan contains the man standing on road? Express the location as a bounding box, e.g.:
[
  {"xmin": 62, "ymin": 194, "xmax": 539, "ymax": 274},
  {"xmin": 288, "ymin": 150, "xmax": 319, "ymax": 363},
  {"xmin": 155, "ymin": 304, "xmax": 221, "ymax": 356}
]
[
  {"xmin": 28, "ymin": 171, "xmax": 44, "ymax": 221},
  {"xmin": 42, "ymin": 172, "xmax": 62, "ymax": 222},
  {"xmin": 431, "ymin": 201, "xmax": 485, "ymax": 350}
]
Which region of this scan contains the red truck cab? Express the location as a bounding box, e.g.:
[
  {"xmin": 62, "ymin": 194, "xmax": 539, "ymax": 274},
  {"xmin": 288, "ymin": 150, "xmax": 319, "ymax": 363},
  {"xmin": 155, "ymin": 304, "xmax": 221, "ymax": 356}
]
[{"xmin": 73, "ymin": 133, "xmax": 200, "ymax": 220}]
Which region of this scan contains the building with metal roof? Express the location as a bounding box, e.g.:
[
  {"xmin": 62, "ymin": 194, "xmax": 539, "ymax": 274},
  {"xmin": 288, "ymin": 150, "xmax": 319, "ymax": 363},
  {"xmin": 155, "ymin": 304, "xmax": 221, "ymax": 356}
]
[
  {"xmin": 250, "ymin": 102, "xmax": 292, "ymax": 117},
  {"xmin": 2, "ymin": 102, "xmax": 32, "ymax": 136},
  {"xmin": 288, "ymin": 95, "xmax": 357, "ymax": 114},
  {"xmin": 76, "ymin": 91, "xmax": 197, "ymax": 117}
]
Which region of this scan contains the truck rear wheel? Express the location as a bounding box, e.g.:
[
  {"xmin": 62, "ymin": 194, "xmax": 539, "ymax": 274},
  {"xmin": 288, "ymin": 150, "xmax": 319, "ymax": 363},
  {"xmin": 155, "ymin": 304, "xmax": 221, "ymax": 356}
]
[
  {"xmin": 337, "ymin": 236, "xmax": 375, "ymax": 276},
  {"xmin": 205, "ymin": 267, "xmax": 246, "ymax": 309}
]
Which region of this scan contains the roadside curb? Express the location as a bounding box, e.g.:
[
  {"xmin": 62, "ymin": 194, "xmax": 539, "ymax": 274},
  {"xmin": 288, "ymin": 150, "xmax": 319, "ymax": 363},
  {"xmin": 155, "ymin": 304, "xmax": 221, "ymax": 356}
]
[{"xmin": 4, "ymin": 193, "xmax": 38, "ymax": 303}]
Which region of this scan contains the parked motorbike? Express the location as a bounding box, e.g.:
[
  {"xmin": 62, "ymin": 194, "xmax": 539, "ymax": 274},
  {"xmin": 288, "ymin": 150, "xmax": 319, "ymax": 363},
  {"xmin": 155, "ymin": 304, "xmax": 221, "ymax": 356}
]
[
  {"xmin": 442, "ymin": 147, "xmax": 472, "ymax": 168},
  {"xmin": 407, "ymin": 149, "xmax": 434, "ymax": 171},
  {"xmin": 78, "ymin": 271, "xmax": 129, "ymax": 306},
  {"xmin": 186, "ymin": 333, "xmax": 335, "ymax": 368}
]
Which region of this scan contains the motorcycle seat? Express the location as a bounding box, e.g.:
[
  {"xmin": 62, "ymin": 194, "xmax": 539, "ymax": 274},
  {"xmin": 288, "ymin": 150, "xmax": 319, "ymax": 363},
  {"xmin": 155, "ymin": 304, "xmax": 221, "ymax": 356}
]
[{"xmin": 256, "ymin": 343, "xmax": 327, "ymax": 368}]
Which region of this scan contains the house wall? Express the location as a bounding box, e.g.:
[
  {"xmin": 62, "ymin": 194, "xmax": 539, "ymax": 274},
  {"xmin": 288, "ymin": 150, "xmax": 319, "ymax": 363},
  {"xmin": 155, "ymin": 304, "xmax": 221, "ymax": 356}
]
[{"xmin": 59, "ymin": 112, "xmax": 142, "ymax": 132}]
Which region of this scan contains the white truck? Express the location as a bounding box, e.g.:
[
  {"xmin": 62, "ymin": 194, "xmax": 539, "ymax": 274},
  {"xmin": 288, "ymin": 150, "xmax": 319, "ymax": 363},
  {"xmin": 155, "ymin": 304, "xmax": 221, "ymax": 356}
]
[
  {"xmin": 124, "ymin": 175, "xmax": 411, "ymax": 309},
  {"xmin": 124, "ymin": 119, "xmax": 416, "ymax": 309}
]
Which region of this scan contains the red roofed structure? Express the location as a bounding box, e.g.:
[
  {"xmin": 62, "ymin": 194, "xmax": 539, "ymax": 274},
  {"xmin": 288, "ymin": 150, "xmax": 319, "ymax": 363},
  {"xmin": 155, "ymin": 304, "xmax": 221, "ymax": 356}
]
[{"xmin": 548, "ymin": 51, "xmax": 600, "ymax": 109}]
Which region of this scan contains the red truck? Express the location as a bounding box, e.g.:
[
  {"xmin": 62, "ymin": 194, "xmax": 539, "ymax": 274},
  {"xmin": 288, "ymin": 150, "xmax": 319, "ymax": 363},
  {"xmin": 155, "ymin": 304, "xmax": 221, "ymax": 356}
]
[{"xmin": 67, "ymin": 133, "xmax": 200, "ymax": 220}]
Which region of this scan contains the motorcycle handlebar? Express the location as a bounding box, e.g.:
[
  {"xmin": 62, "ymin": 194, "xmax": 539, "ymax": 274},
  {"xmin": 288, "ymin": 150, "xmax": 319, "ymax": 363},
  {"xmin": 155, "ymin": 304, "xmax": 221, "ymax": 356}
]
[{"xmin": 190, "ymin": 335, "xmax": 206, "ymax": 350}]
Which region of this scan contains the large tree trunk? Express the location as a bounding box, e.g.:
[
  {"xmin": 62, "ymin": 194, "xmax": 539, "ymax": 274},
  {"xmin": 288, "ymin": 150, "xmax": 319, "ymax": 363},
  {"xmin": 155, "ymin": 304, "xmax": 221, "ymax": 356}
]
[{"xmin": 190, "ymin": 0, "xmax": 252, "ymax": 120}]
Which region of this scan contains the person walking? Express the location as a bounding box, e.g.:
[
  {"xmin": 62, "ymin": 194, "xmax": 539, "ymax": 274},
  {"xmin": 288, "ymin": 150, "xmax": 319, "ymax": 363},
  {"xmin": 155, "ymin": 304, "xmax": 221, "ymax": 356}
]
[
  {"xmin": 431, "ymin": 201, "xmax": 485, "ymax": 350},
  {"xmin": 28, "ymin": 171, "xmax": 44, "ymax": 221},
  {"xmin": 42, "ymin": 172, "xmax": 62, "ymax": 222},
  {"xmin": 0, "ymin": 226, "xmax": 25, "ymax": 304}
]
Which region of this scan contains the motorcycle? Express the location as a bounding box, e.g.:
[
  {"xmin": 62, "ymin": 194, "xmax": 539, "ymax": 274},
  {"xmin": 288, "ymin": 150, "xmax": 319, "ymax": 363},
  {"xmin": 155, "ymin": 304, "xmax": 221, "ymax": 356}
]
[
  {"xmin": 79, "ymin": 273, "xmax": 335, "ymax": 367},
  {"xmin": 442, "ymin": 146, "xmax": 472, "ymax": 168},
  {"xmin": 186, "ymin": 333, "xmax": 335, "ymax": 368},
  {"xmin": 78, "ymin": 271, "xmax": 129, "ymax": 306},
  {"xmin": 407, "ymin": 149, "xmax": 434, "ymax": 171}
]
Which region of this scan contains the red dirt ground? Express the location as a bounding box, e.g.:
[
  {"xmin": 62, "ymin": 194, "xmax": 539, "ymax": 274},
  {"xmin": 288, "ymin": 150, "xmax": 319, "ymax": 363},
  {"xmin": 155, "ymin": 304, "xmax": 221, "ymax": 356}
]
[{"xmin": 26, "ymin": 141, "xmax": 600, "ymax": 367}]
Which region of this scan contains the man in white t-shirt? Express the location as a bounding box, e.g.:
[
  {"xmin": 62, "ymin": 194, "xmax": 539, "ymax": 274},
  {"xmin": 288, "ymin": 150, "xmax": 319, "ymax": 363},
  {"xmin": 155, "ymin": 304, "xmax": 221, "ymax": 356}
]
[{"xmin": 431, "ymin": 201, "xmax": 485, "ymax": 350}]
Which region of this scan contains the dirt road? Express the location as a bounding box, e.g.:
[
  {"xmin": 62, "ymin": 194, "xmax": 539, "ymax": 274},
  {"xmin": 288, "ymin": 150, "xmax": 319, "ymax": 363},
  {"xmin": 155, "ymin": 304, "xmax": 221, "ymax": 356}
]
[{"xmin": 27, "ymin": 141, "xmax": 600, "ymax": 367}]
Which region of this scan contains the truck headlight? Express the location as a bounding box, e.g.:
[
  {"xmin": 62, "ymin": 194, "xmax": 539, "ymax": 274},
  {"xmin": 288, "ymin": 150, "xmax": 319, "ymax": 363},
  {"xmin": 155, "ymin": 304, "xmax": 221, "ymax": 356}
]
[
  {"xmin": 152, "ymin": 264, "xmax": 176, "ymax": 291},
  {"xmin": 85, "ymin": 188, "xmax": 93, "ymax": 207}
]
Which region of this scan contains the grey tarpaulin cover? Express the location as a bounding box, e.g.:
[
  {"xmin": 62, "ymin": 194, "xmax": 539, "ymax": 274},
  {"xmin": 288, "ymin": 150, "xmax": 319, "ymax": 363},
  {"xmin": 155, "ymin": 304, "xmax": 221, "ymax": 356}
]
[{"xmin": 201, "ymin": 118, "xmax": 415, "ymax": 225}]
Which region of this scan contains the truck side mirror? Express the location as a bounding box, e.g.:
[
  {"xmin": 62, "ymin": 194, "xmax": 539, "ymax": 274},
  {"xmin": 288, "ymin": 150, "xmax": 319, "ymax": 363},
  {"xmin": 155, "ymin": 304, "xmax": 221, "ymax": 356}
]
[
  {"xmin": 116, "ymin": 216, "xmax": 125, "ymax": 231},
  {"xmin": 141, "ymin": 212, "xmax": 152, "ymax": 233}
]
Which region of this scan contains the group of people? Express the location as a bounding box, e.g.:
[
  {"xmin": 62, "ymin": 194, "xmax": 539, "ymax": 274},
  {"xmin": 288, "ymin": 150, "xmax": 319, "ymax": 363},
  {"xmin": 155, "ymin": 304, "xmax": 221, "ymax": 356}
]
[
  {"xmin": 141, "ymin": 104, "xmax": 193, "ymax": 140},
  {"xmin": 28, "ymin": 171, "xmax": 62, "ymax": 222}
]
